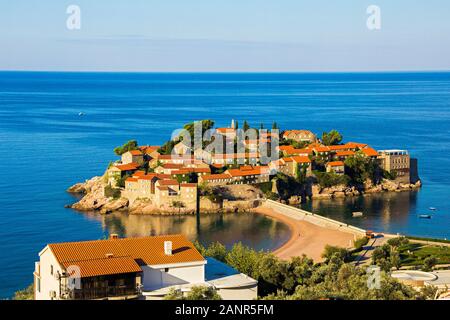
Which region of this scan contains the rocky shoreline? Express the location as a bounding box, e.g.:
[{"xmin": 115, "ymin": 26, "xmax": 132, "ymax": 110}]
[
  {"xmin": 67, "ymin": 176, "xmax": 262, "ymax": 215},
  {"xmin": 287, "ymin": 178, "xmax": 422, "ymax": 204},
  {"xmin": 67, "ymin": 175, "xmax": 422, "ymax": 215}
]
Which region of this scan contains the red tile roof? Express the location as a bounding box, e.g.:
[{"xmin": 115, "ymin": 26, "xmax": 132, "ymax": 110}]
[
  {"xmin": 180, "ymin": 183, "xmax": 197, "ymax": 188},
  {"xmin": 114, "ymin": 163, "xmax": 139, "ymax": 171},
  {"xmin": 62, "ymin": 256, "xmax": 142, "ymax": 278},
  {"xmin": 128, "ymin": 150, "xmax": 143, "ymax": 156},
  {"xmin": 362, "ymin": 147, "xmax": 378, "ymax": 157},
  {"xmin": 202, "ymin": 173, "xmax": 232, "ymax": 181},
  {"xmin": 336, "ymin": 150, "xmax": 355, "ymax": 157},
  {"xmin": 157, "ymin": 179, "xmax": 179, "ymax": 186},
  {"xmin": 226, "ymin": 166, "xmax": 270, "ymax": 177},
  {"xmin": 327, "ymin": 161, "xmax": 345, "ymax": 167},
  {"xmin": 291, "ymin": 156, "xmax": 312, "ymax": 163},
  {"xmin": 48, "ymin": 235, "xmax": 205, "ymax": 275}
]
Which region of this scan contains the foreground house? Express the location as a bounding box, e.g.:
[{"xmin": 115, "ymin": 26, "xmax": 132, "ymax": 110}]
[{"xmin": 34, "ymin": 234, "xmax": 257, "ymax": 300}]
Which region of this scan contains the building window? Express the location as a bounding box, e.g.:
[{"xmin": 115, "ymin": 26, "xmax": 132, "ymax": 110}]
[
  {"xmin": 50, "ymin": 265, "xmax": 53, "ymax": 275},
  {"xmin": 164, "ymin": 268, "xmax": 169, "ymax": 272},
  {"xmin": 36, "ymin": 278, "xmax": 41, "ymax": 292}
]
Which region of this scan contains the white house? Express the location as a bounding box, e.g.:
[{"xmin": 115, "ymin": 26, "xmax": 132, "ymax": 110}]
[{"xmin": 34, "ymin": 234, "xmax": 257, "ymax": 300}]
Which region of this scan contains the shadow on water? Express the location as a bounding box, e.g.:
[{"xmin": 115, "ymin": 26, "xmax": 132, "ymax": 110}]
[
  {"xmin": 80, "ymin": 211, "xmax": 291, "ymax": 252},
  {"xmin": 300, "ymin": 191, "xmax": 420, "ymax": 234}
]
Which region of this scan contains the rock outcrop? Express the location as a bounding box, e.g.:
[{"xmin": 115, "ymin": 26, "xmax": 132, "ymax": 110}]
[
  {"xmin": 68, "ymin": 176, "xmax": 128, "ymax": 214},
  {"xmin": 311, "ymin": 178, "xmax": 422, "ymax": 199}
]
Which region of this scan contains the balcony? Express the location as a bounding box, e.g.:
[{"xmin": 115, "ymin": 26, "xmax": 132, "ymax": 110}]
[{"xmin": 69, "ymin": 286, "xmax": 139, "ymax": 300}]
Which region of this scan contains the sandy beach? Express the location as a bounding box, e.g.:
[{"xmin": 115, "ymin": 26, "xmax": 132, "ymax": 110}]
[{"xmin": 253, "ymin": 207, "xmax": 356, "ymax": 262}]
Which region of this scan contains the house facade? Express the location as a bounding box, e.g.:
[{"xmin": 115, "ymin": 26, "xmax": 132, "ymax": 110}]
[
  {"xmin": 378, "ymin": 150, "xmax": 411, "ymax": 183},
  {"xmin": 34, "ymin": 235, "xmax": 257, "ymax": 300}
]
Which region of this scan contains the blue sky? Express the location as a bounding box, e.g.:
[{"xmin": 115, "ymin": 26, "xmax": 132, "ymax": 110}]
[{"xmin": 1, "ymin": 0, "xmax": 450, "ymax": 71}]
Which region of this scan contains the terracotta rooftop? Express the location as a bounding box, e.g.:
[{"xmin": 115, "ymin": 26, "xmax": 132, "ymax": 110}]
[
  {"xmin": 114, "ymin": 163, "xmax": 139, "ymax": 171},
  {"xmin": 291, "ymin": 156, "xmax": 312, "ymax": 163},
  {"xmin": 128, "ymin": 150, "xmax": 143, "ymax": 156},
  {"xmin": 157, "ymin": 179, "xmax": 179, "ymax": 186},
  {"xmin": 362, "ymin": 147, "xmax": 379, "ymax": 157},
  {"xmin": 47, "ymin": 235, "xmax": 205, "ymax": 277},
  {"xmin": 336, "ymin": 150, "xmax": 355, "ymax": 156},
  {"xmin": 226, "ymin": 166, "xmax": 270, "ymax": 177},
  {"xmin": 180, "ymin": 183, "xmax": 197, "ymax": 188},
  {"xmin": 62, "ymin": 256, "xmax": 142, "ymax": 278},
  {"xmin": 327, "ymin": 161, "xmax": 345, "ymax": 167},
  {"xmin": 202, "ymin": 173, "xmax": 232, "ymax": 181}
]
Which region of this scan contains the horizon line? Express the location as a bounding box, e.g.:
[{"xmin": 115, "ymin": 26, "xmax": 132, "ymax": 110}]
[{"xmin": 1, "ymin": 69, "xmax": 450, "ymax": 74}]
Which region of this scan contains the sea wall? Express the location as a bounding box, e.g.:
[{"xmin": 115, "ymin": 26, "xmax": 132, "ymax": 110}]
[{"xmin": 262, "ymin": 199, "xmax": 366, "ymax": 237}]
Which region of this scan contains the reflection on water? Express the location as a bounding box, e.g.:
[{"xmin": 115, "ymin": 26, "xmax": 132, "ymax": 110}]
[
  {"xmin": 81, "ymin": 212, "xmax": 291, "ymax": 252},
  {"xmin": 300, "ymin": 191, "xmax": 420, "ymax": 234}
]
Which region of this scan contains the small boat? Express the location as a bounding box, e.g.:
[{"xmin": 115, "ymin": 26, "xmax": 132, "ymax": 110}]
[
  {"xmin": 419, "ymin": 214, "xmax": 432, "ymax": 219},
  {"xmin": 429, "ymin": 207, "xmax": 437, "ymax": 211},
  {"xmin": 78, "ymin": 112, "xmax": 85, "ymax": 116},
  {"xmin": 352, "ymin": 211, "xmax": 363, "ymax": 217}
]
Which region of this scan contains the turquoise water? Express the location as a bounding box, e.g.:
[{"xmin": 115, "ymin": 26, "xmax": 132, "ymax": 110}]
[{"xmin": 0, "ymin": 71, "xmax": 449, "ymax": 298}]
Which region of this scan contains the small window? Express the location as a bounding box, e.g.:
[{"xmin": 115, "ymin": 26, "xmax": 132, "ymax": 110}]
[
  {"xmin": 50, "ymin": 265, "xmax": 53, "ymax": 275},
  {"xmin": 37, "ymin": 278, "xmax": 41, "ymax": 292},
  {"xmin": 164, "ymin": 268, "xmax": 169, "ymax": 272}
]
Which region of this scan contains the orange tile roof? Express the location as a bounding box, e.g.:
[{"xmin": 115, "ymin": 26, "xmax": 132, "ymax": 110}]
[
  {"xmin": 125, "ymin": 177, "xmax": 138, "ymax": 183},
  {"xmin": 180, "ymin": 183, "xmax": 197, "ymax": 188},
  {"xmin": 346, "ymin": 142, "xmax": 368, "ymax": 148},
  {"xmin": 114, "ymin": 162, "xmax": 139, "ymax": 171},
  {"xmin": 202, "ymin": 173, "xmax": 232, "ymax": 181},
  {"xmin": 362, "ymin": 147, "xmax": 378, "ymax": 157},
  {"xmin": 291, "ymin": 148, "xmax": 313, "ymax": 155},
  {"xmin": 62, "ymin": 256, "xmax": 142, "ymax": 278},
  {"xmin": 314, "ymin": 146, "xmax": 331, "ymax": 152},
  {"xmin": 133, "ymin": 170, "xmax": 146, "ymax": 177},
  {"xmin": 291, "ymin": 156, "xmax": 312, "ymax": 163},
  {"xmin": 327, "ymin": 161, "xmax": 345, "ymax": 167},
  {"xmin": 278, "ymin": 145, "xmax": 295, "ymax": 151},
  {"xmin": 328, "ymin": 145, "xmax": 351, "ymax": 151},
  {"xmin": 48, "ymin": 235, "xmax": 205, "ymax": 274},
  {"xmin": 226, "ymin": 166, "xmax": 270, "ymax": 177},
  {"xmin": 282, "ymin": 157, "xmax": 294, "ymax": 162},
  {"xmin": 138, "ymin": 173, "xmax": 158, "ymax": 181},
  {"xmin": 158, "ymin": 154, "xmax": 194, "ymax": 160},
  {"xmin": 128, "ymin": 150, "xmax": 143, "ymax": 156},
  {"xmin": 158, "ymin": 179, "xmax": 179, "ymax": 186},
  {"xmin": 336, "ymin": 150, "xmax": 355, "ymax": 157}
]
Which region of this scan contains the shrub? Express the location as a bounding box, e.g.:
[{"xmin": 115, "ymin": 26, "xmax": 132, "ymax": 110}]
[
  {"xmin": 354, "ymin": 237, "xmax": 369, "ymax": 250},
  {"xmin": 113, "ymin": 140, "xmax": 138, "ymax": 156},
  {"xmin": 314, "ymin": 171, "xmax": 350, "ymax": 188},
  {"xmin": 13, "ymin": 284, "xmax": 34, "ymax": 300},
  {"xmin": 104, "ymin": 185, "xmax": 121, "ymax": 199}
]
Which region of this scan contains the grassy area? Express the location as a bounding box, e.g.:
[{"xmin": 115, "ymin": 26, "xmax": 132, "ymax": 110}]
[
  {"xmin": 399, "ymin": 243, "xmax": 450, "ymax": 266},
  {"xmin": 406, "ymin": 236, "xmax": 450, "ymax": 244}
]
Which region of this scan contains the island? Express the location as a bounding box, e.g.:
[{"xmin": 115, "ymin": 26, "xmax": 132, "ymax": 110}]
[{"xmin": 67, "ymin": 119, "xmax": 421, "ymax": 215}]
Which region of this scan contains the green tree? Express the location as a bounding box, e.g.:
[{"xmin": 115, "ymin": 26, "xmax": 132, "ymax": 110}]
[
  {"xmin": 322, "ymin": 245, "xmax": 351, "ymax": 263},
  {"xmin": 422, "ymin": 257, "xmax": 438, "ymax": 272},
  {"xmin": 243, "ymin": 120, "xmax": 250, "ymax": 132},
  {"xmin": 272, "ymin": 121, "xmax": 278, "ymax": 130},
  {"xmin": 164, "ymin": 286, "xmax": 222, "ymax": 300},
  {"xmin": 321, "ymin": 130, "xmax": 343, "ymax": 146},
  {"xmin": 114, "ymin": 140, "xmax": 138, "ymax": 156},
  {"xmin": 13, "ymin": 284, "xmax": 34, "ymax": 300}
]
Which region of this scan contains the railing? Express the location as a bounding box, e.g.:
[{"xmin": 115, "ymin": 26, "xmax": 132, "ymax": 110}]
[{"xmin": 69, "ymin": 286, "xmax": 138, "ymax": 300}]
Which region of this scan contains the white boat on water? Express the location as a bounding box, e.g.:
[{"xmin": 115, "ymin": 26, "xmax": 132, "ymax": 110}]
[{"xmin": 352, "ymin": 211, "xmax": 363, "ymax": 217}]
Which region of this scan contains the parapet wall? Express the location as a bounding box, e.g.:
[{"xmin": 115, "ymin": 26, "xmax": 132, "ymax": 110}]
[{"xmin": 262, "ymin": 199, "xmax": 366, "ymax": 236}]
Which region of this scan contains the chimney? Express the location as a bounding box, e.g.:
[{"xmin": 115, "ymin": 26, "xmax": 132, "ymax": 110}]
[
  {"xmin": 164, "ymin": 241, "xmax": 172, "ymax": 256},
  {"xmin": 110, "ymin": 234, "xmax": 119, "ymax": 240}
]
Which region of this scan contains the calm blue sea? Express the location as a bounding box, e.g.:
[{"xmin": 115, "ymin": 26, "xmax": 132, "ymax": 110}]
[{"xmin": 0, "ymin": 71, "xmax": 449, "ymax": 298}]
